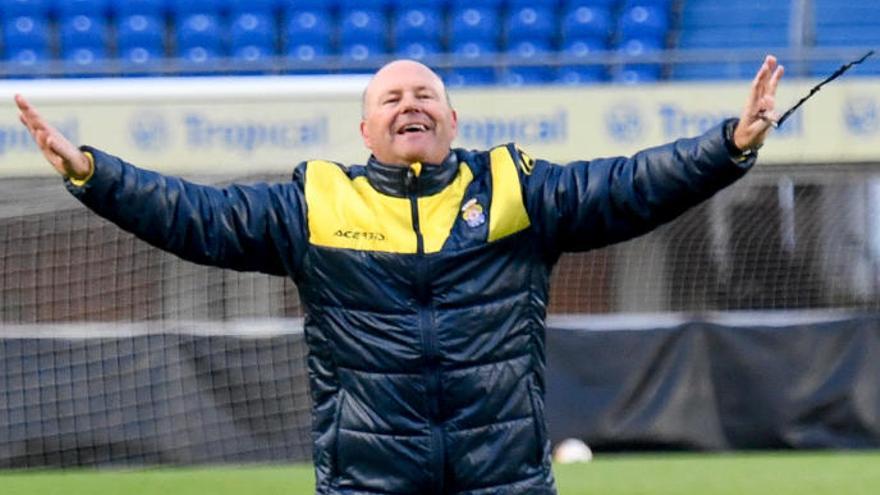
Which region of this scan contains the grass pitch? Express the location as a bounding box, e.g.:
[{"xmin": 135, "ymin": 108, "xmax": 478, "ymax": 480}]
[{"xmin": 2, "ymin": 451, "xmax": 878, "ymax": 495}]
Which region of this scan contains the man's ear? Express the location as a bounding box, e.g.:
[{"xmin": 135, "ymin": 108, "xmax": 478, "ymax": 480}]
[
  {"xmin": 450, "ymin": 109, "xmax": 459, "ymax": 139},
  {"xmin": 360, "ymin": 119, "xmax": 372, "ymax": 149}
]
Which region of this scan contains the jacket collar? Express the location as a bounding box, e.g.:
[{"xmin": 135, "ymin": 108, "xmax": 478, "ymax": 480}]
[{"xmin": 366, "ymin": 150, "xmax": 460, "ymax": 198}]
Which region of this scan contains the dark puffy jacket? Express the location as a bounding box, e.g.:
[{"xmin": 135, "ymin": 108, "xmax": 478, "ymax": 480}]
[{"xmin": 70, "ymin": 120, "xmax": 753, "ymax": 494}]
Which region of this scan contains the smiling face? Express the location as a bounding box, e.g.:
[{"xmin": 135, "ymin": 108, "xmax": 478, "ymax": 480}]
[{"xmin": 360, "ymin": 60, "xmax": 458, "ymax": 166}]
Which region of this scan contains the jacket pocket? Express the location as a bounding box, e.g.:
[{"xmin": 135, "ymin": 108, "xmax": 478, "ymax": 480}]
[{"xmin": 527, "ymin": 376, "xmax": 549, "ymax": 467}]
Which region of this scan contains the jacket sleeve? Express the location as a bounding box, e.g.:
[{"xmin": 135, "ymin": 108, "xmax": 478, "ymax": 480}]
[
  {"xmin": 65, "ymin": 146, "xmax": 308, "ymax": 277},
  {"xmin": 521, "ymin": 118, "xmax": 755, "ymax": 254}
]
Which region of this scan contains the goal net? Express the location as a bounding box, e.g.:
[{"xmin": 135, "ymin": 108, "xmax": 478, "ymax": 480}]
[{"xmin": 2, "ymin": 160, "xmax": 880, "ymax": 467}]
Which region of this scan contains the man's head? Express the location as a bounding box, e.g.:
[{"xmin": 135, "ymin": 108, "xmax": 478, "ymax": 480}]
[{"xmin": 360, "ymin": 60, "xmax": 458, "ymax": 166}]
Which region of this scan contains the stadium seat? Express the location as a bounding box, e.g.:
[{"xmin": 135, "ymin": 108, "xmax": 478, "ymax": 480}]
[
  {"xmin": 450, "ymin": 0, "xmax": 501, "ymax": 9},
  {"xmin": 63, "ymin": 46, "xmax": 109, "ymax": 77},
  {"xmin": 228, "ymin": 0, "xmax": 277, "ymax": 15},
  {"xmin": 2, "ymin": 16, "xmax": 50, "ymax": 51},
  {"xmin": 814, "ymin": 26, "xmax": 880, "ymax": 47},
  {"xmin": 55, "ymin": 0, "xmax": 110, "ymax": 17},
  {"xmin": 232, "ymin": 45, "xmax": 274, "ymax": 73},
  {"xmin": 116, "ymin": 14, "xmax": 165, "ymax": 52},
  {"xmin": 340, "ymin": 42, "xmax": 386, "ymax": 72},
  {"xmin": 557, "ymin": 38, "xmax": 607, "ymax": 84},
  {"xmin": 449, "ymin": 8, "xmax": 498, "ymax": 45},
  {"xmin": 395, "ymin": 40, "xmax": 441, "ymax": 62},
  {"xmin": 614, "ymin": 65, "xmax": 660, "ymax": 84},
  {"xmin": 230, "ymin": 13, "xmax": 276, "ymax": 50},
  {"xmin": 680, "ymin": 4, "xmax": 789, "ymax": 29},
  {"xmin": 340, "ymin": 9, "xmax": 387, "ymax": 46},
  {"xmin": 390, "ymin": 0, "xmax": 447, "ymax": 7},
  {"xmin": 285, "ymin": 42, "xmax": 330, "ymax": 64},
  {"xmin": 120, "ymin": 45, "xmax": 165, "ymax": 75},
  {"xmin": 168, "ymin": 0, "xmax": 229, "ymax": 16},
  {"xmin": 505, "ymin": 7, "xmax": 556, "ymax": 44},
  {"xmin": 447, "ymin": 40, "xmax": 495, "ymax": 86},
  {"xmin": 111, "ymin": 0, "xmax": 166, "ymax": 17},
  {"xmin": 502, "ymin": 40, "xmax": 553, "ymax": 86},
  {"xmin": 619, "ymin": 5, "xmax": 669, "ymax": 41},
  {"xmin": 178, "ymin": 45, "xmax": 223, "ymax": 74},
  {"xmin": 175, "ymin": 14, "xmax": 224, "ymax": 52},
  {"xmin": 561, "ymin": 6, "xmax": 612, "ymax": 44},
  {"xmin": 393, "ymin": 7, "xmax": 443, "ymax": 44},
  {"xmin": 508, "ymin": 0, "xmax": 557, "ymax": 8},
  {"xmin": 677, "ymin": 28, "xmax": 788, "ymax": 49},
  {"xmin": 0, "ymin": 0, "xmax": 50, "ymax": 17},
  {"xmin": 3, "ymin": 46, "xmax": 49, "ymax": 77},
  {"xmin": 339, "ymin": 0, "xmax": 391, "ymax": 9},
  {"xmin": 278, "ymin": 0, "xmax": 338, "ymax": 11},
  {"xmin": 564, "ymin": 0, "xmax": 616, "ymax": 9},
  {"xmin": 59, "ymin": 15, "xmax": 109, "ymax": 50},
  {"xmin": 284, "ymin": 9, "xmax": 333, "ymax": 45}
]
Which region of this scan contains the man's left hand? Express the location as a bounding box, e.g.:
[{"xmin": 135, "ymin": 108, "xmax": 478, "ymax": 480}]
[{"xmin": 733, "ymin": 55, "xmax": 785, "ymax": 153}]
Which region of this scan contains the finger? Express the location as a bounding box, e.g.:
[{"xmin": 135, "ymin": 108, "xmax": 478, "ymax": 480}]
[
  {"xmin": 767, "ymin": 64, "xmax": 784, "ymax": 97},
  {"xmin": 749, "ymin": 58, "xmax": 773, "ymax": 107}
]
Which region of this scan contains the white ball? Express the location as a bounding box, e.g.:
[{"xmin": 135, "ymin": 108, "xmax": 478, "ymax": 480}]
[{"xmin": 553, "ymin": 438, "xmax": 593, "ymax": 464}]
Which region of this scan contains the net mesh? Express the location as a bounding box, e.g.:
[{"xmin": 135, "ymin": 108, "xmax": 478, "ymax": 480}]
[{"xmin": 2, "ymin": 163, "xmax": 880, "ymax": 467}]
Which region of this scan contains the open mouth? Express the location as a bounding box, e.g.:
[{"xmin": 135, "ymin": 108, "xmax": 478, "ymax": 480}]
[{"xmin": 397, "ymin": 123, "xmax": 430, "ymax": 134}]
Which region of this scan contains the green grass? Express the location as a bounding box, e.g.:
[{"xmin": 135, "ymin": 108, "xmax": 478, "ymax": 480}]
[{"xmin": 2, "ymin": 451, "xmax": 879, "ymax": 494}]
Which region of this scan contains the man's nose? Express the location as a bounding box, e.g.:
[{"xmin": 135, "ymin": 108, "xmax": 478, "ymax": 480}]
[{"xmin": 400, "ymin": 93, "xmax": 422, "ymax": 112}]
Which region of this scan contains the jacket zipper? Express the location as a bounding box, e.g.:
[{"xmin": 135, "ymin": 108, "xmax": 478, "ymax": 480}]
[{"xmin": 406, "ymin": 168, "xmax": 445, "ymax": 494}]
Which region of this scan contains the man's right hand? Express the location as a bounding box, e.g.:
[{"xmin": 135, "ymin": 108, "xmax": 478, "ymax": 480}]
[{"xmin": 15, "ymin": 94, "xmax": 92, "ymax": 180}]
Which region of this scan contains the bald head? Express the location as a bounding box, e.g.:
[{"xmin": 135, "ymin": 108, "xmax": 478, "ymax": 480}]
[
  {"xmin": 359, "ymin": 59, "xmax": 459, "ymax": 166},
  {"xmin": 362, "ymin": 60, "xmax": 451, "ymax": 118}
]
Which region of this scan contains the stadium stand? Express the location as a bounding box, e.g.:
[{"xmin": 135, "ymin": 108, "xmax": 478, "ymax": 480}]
[{"xmin": 0, "ymin": 0, "xmax": 877, "ymax": 83}]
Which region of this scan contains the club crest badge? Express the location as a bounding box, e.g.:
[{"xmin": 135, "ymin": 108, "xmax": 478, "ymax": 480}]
[{"xmin": 461, "ymin": 198, "xmax": 485, "ymax": 228}]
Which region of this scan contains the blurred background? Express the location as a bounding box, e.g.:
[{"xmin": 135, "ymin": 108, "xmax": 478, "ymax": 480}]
[{"xmin": 0, "ymin": 0, "xmax": 878, "ymax": 472}]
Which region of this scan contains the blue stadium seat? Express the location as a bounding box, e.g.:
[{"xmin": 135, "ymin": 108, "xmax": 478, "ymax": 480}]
[
  {"xmin": 671, "ymin": 62, "xmax": 749, "ymax": 81},
  {"xmin": 230, "ymin": 13, "xmax": 276, "ymax": 50},
  {"xmin": 0, "ymin": 0, "xmax": 50, "ymax": 17},
  {"xmin": 505, "ymin": 7, "xmax": 556, "ymax": 44},
  {"xmin": 617, "ymin": 37, "xmax": 662, "ymax": 83},
  {"xmin": 116, "ymin": 14, "xmax": 165, "ymax": 52},
  {"xmin": 176, "ymin": 46, "xmax": 224, "ymax": 75},
  {"xmin": 501, "ymin": 40, "xmax": 553, "ymax": 86},
  {"xmin": 809, "ymin": 58, "xmax": 880, "ymax": 77},
  {"xmin": 614, "ymin": 65, "xmax": 660, "ymax": 84},
  {"xmin": 557, "ymin": 38, "xmax": 607, "ymax": 84},
  {"xmin": 393, "ymin": 7, "xmax": 443, "ymax": 44},
  {"xmin": 677, "ymin": 28, "xmax": 788, "ymax": 49},
  {"xmin": 339, "ymin": 0, "xmax": 391, "ymax": 9},
  {"xmin": 449, "ymin": 8, "xmax": 498, "ymax": 45},
  {"xmin": 680, "ymin": 4, "xmax": 788, "ymax": 29},
  {"xmin": 395, "ymin": 40, "xmax": 440, "ymax": 62},
  {"xmin": 284, "ymin": 10, "xmax": 333, "ymax": 45},
  {"xmin": 390, "ymin": 0, "xmax": 447, "ymax": 7},
  {"xmin": 619, "ymin": 5, "xmax": 669, "ymax": 42},
  {"xmin": 447, "ymin": 40, "xmax": 495, "ymax": 86},
  {"xmin": 3, "ymin": 16, "xmax": 50, "ymax": 50},
  {"xmin": 232, "ymin": 44, "xmax": 274, "ymax": 73},
  {"xmin": 168, "ymin": 0, "xmax": 229, "ymax": 16},
  {"xmin": 279, "ymin": 0, "xmax": 338, "ymax": 11},
  {"xmin": 55, "ymin": 0, "xmax": 110, "ymax": 17},
  {"xmin": 3, "ymin": 46, "xmax": 49, "ymax": 77},
  {"xmin": 564, "ymin": 0, "xmax": 616, "ymax": 9},
  {"xmin": 340, "ymin": 9, "xmax": 387, "ymax": 46},
  {"xmin": 508, "ymin": 0, "xmax": 557, "ymax": 8},
  {"xmin": 450, "ymin": 0, "xmax": 501, "ymax": 8},
  {"xmin": 175, "ymin": 14, "xmax": 224, "ymax": 52},
  {"xmin": 228, "ymin": 0, "xmax": 277, "ymax": 15},
  {"xmin": 285, "ymin": 42, "xmax": 330, "ymax": 64},
  {"xmin": 814, "ymin": 3, "xmax": 880, "ymax": 26},
  {"xmin": 59, "ymin": 15, "xmax": 109, "ymax": 50},
  {"xmin": 120, "ymin": 45, "xmax": 165, "ymax": 75},
  {"xmin": 340, "ymin": 41, "xmax": 386, "ymax": 72},
  {"xmin": 561, "ymin": 6, "xmax": 612, "ymax": 44},
  {"xmin": 63, "ymin": 46, "xmax": 109, "ymax": 76},
  {"xmin": 111, "ymin": 0, "xmax": 166, "ymax": 17},
  {"xmin": 814, "ymin": 26, "xmax": 880, "ymax": 47}
]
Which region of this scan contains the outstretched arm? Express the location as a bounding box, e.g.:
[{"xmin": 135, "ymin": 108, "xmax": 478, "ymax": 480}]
[
  {"xmin": 522, "ymin": 55, "xmax": 785, "ymax": 254},
  {"xmin": 14, "ymin": 94, "xmax": 305, "ymax": 277},
  {"xmin": 15, "ymin": 94, "xmax": 93, "ymax": 181}
]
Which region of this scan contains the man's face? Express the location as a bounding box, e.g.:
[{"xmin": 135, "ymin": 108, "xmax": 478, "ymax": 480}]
[{"xmin": 360, "ymin": 61, "xmax": 458, "ymax": 166}]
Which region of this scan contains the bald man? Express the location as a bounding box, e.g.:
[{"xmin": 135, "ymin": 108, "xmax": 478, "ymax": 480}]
[{"xmin": 17, "ymin": 58, "xmax": 783, "ymax": 494}]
